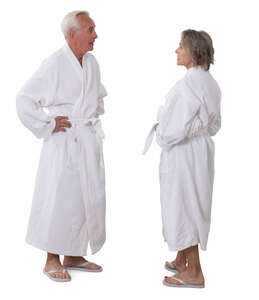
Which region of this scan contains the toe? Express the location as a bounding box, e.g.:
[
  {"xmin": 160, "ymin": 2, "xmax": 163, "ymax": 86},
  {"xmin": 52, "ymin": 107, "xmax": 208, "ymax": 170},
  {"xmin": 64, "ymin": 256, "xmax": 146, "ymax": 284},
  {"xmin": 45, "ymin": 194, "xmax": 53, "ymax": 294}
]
[
  {"xmin": 88, "ymin": 263, "xmax": 102, "ymax": 270},
  {"xmin": 95, "ymin": 264, "xmax": 102, "ymax": 270}
]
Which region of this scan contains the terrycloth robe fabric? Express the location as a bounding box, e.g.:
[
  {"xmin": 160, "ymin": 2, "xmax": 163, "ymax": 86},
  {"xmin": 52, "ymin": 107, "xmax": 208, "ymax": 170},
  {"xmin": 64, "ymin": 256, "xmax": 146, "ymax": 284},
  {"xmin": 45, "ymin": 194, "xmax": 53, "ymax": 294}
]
[
  {"xmin": 143, "ymin": 66, "xmax": 221, "ymax": 251},
  {"xmin": 16, "ymin": 43, "xmax": 107, "ymax": 255}
]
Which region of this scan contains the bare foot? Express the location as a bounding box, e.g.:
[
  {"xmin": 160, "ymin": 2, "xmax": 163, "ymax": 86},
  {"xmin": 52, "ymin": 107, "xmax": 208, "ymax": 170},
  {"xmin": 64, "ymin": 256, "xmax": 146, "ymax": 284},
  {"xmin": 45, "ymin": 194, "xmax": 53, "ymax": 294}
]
[
  {"xmin": 63, "ymin": 256, "xmax": 102, "ymax": 271},
  {"xmin": 164, "ymin": 269, "xmax": 204, "ymax": 286},
  {"xmin": 44, "ymin": 256, "xmax": 71, "ymax": 280},
  {"xmin": 165, "ymin": 259, "xmax": 187, "ymax": 273}
]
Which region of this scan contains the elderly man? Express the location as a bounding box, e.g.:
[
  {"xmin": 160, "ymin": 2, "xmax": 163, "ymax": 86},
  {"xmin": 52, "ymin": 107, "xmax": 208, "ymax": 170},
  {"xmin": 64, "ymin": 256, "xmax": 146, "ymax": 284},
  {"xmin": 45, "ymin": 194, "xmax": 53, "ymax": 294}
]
[{"xmin": 16, "ymin": 10, "xmax": 107, "ymax": 282}]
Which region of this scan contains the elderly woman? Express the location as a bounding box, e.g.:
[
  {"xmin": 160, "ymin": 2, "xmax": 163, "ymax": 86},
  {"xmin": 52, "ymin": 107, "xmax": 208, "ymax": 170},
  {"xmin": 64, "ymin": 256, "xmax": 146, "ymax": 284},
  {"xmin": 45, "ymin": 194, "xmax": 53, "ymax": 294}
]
[{"xmin": 143, "ymin": 29, "xmax": 221, "ymax": 288}]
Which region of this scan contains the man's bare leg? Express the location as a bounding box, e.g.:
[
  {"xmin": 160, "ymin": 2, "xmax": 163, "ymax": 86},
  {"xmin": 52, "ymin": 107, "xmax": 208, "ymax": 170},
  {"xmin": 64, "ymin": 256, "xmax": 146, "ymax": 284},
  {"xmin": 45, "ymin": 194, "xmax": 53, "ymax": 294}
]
[
  {"xmin": 165, "ymin": 250, "xmax": 187, "ymax": 272},
  {"xmin": 165, "ymin": 245, "xmax": 205, "ymax": 286},
  {"xmin": 63, "ymin": 256, "xmax": 102, "ymax": 271},
  {"xmin": 44, "ymin": 253, "xmax": 71, "ymax": 279}
]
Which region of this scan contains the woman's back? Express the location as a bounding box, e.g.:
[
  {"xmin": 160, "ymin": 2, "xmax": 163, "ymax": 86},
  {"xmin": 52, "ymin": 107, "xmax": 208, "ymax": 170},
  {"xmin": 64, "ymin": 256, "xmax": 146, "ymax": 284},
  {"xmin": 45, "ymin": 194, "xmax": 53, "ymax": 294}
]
[{"xmin": 184, "ymin": 66, "xmax": 221, "ymax": 137}]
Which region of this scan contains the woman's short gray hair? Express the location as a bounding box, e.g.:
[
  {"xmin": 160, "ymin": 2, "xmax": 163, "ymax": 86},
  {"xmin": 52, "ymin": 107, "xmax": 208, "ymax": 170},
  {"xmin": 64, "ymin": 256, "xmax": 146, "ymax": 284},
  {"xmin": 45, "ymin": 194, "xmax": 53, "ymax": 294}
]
[
  {"xmin": 61, "ymin": 10, "xmax": 90, "ymax": 39},
  {"xmin": 181, "ymin": 29, "xmax": 214, "ymax": 71}
]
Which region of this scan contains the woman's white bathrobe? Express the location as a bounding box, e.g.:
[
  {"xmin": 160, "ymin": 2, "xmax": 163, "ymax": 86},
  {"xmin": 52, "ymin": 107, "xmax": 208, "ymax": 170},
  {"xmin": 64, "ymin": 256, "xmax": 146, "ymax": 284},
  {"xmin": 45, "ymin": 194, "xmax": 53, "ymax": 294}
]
[
  {"xmin": 16, "ymin": 44, "xmax": 107, "ymax": 256},
  {"xmin": 143, "ymin": 66, "xmax": 221, "ymax": 251}
]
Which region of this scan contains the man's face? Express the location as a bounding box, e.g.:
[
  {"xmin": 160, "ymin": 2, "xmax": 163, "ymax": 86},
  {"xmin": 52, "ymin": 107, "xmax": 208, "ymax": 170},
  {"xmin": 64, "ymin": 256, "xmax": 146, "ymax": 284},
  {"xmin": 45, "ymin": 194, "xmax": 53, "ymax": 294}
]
[{"xmin": 71, "ymin": 15, "xmax": 98, "ymax": 54}]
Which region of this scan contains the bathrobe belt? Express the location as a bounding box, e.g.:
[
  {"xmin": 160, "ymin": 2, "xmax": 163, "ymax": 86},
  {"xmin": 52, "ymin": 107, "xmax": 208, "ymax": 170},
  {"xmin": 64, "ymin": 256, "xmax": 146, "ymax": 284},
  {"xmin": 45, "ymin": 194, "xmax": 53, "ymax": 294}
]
[{"xmin": 65, "ymin": 117, "xmax": 105, "ymax": 169}]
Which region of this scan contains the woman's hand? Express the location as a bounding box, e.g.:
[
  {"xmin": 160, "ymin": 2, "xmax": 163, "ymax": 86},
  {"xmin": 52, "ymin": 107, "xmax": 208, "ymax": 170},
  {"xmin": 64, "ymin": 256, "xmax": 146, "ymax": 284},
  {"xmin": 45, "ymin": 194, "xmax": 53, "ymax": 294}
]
[{"xmin": 154, "ymin": 123, "xmax": 159, "ymax": 130}]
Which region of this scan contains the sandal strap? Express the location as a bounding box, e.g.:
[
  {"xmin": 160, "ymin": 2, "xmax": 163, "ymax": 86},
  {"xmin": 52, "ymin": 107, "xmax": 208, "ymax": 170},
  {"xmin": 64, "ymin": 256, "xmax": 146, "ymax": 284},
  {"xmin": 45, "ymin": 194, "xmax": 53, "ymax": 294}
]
[
  {"xmin": 171, "ymin": 276, "xmax": 185, "ymax": 285},
  {"xmin": 46, "ymin": 269, "xmax": 66, "ymax": 274},
  {"xmin": 168, "ymin": 262, "xmax": 176, "ymax": 269},
  {"xmin": 77, "ymin": 261, "xmax": 92, "ymax": 267}
]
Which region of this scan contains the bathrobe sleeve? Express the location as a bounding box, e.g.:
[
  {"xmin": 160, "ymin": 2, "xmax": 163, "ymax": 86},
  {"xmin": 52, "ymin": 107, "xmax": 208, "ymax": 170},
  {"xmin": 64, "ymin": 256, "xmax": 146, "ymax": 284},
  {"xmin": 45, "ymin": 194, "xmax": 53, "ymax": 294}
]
[
  {"xmin": 207, "ymin": 107, "xmax": 221, "ymax": 136},
  {"xmin": 156, "ymin": 80, "xmax": 202, "ymax": 150},
  {"xmin": 96, "ymin": 83, "xmax": 108, "ymax": 117},
  {"xmin": 16, "ymin": 59, "xmax": 57, "ymax": 139}
]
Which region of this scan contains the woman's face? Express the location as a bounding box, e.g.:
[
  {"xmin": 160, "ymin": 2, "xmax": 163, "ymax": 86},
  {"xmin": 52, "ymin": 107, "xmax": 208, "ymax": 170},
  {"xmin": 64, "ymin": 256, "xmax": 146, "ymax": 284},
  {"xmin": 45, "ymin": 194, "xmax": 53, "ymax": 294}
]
[{"xmin": 175, "ymin": 41, "xmax": 193, "ymax": 69}]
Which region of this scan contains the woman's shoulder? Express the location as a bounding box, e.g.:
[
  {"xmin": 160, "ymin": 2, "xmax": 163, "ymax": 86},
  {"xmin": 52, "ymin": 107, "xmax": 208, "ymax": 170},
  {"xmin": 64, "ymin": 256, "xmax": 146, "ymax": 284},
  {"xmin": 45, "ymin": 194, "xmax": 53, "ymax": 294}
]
[
  {"xmin": 165, "ymin": 77, "xmax": 185, "ymax": 96},
  {"xmin": 185, "ymin": 67, "xmax": 221, "ymax": 102}
]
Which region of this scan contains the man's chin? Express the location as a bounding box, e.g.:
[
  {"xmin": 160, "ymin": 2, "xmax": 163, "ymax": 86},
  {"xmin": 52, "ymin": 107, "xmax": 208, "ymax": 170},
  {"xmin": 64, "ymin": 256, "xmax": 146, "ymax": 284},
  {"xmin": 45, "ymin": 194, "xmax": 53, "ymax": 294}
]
[
  {"xmin": 83, "ymin": 44, "xmax": 94, "ymax": 54},
  {"xmin": 89, "ymin": 44, "xmax": 94, "ymax": 51}
]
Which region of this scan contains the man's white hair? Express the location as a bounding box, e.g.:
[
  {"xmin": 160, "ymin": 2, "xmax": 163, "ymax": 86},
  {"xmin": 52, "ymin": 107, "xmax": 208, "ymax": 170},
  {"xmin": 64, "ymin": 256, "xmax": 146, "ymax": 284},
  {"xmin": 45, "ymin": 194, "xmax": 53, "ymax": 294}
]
[{"xmin": 61, "ymin": 10, "xmax": 90, "ymax": 39}]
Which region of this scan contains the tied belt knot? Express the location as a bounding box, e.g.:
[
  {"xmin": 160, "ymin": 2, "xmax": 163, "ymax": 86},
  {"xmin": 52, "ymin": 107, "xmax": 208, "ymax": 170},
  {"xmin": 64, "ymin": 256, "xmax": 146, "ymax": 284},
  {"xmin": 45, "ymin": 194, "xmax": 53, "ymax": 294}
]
[
  {"xmin": 66, "ymin": 117, "xmax": 105, "ymax": 169},
  {"xmin": 142, "ymin": 123, "xmax": 210, "ymax": 155}
]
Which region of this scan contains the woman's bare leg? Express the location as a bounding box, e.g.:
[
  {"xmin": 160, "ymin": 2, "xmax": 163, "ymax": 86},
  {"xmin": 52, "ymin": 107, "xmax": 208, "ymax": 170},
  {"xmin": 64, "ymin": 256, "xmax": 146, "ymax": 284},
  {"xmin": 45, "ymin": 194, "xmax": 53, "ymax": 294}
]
[{"xmin": 165, "ymin": 250, "xmax": 187, "ymax": 272}]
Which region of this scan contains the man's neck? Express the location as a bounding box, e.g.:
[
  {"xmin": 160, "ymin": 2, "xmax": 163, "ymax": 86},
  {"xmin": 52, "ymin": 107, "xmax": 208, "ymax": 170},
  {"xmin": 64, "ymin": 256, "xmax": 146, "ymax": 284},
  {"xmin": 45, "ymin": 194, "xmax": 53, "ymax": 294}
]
[{"xmin": 67, "ymin": 42, "xmax": 83, "ymax": 66}]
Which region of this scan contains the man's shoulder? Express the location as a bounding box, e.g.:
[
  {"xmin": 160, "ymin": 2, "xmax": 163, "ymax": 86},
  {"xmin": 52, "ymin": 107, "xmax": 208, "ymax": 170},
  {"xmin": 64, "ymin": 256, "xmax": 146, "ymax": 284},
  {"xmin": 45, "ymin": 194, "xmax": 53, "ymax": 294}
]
[{"xmin": 40, "ymin": 48, "xmax": 64, "ymax": 71}]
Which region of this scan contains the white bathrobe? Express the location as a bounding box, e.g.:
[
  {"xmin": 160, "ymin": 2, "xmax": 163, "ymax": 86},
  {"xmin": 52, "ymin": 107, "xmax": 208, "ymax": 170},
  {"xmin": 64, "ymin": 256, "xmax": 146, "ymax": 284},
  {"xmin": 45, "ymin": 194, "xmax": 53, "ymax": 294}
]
[
  {"xmin": 16, "ymin": 43, "xmax": 107, "ymax": 256},
  {"xmin": 143, "ymin": 66, "xmax": 221, "ymax": 251}
]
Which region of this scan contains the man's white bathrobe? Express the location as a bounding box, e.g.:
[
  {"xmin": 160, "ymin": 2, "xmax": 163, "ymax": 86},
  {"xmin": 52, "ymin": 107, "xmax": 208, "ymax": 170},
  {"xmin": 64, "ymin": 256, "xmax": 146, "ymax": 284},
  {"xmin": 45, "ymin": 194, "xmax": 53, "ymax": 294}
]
[
  {"xmin": 16, "ymin": 44, "xmax": 107, "ymax": 256},
  {"xmin": 143, "ymin": 66, "xmax": 221, "ymax": 251}
]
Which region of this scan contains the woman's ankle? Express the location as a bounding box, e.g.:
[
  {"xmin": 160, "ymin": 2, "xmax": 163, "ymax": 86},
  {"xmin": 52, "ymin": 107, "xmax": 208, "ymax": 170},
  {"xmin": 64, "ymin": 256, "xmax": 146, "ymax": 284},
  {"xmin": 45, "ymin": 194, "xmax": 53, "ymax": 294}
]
[
  {"xmin": 174, "ymin": 258, "xmax": 186, "ymax": 266},
  {"xmin": 186, "ymin": 265, "xmax": 203, "ymax": 278}
]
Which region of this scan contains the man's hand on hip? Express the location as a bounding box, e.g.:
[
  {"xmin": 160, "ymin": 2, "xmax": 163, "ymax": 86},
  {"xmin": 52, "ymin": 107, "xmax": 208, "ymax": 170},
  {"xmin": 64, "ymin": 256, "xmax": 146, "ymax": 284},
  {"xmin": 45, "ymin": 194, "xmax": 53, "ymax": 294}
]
[{"xmin": 52, "ymin": 116, "xmax": 72, "ymax": 133}]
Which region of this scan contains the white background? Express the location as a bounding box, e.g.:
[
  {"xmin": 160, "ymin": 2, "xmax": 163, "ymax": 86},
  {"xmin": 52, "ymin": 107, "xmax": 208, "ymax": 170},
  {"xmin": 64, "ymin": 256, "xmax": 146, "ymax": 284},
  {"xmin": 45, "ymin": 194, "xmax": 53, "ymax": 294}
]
[{"xmin": 0, "ymin": 0, "xmax": 258, "ymax": 298}]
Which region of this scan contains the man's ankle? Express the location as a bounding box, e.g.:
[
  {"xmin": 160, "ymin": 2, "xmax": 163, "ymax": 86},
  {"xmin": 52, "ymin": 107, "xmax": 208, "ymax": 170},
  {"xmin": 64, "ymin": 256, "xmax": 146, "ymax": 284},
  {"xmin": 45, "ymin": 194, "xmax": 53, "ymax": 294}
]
[{"xmin": 46, "ymin": 254, "xmax": 60, "ymax": 263}]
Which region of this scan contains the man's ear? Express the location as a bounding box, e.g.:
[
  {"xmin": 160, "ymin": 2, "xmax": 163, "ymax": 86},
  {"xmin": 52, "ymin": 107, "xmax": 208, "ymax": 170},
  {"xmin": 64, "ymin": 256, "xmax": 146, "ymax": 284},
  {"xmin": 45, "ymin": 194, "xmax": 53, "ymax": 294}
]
[{"xmin": 68, "ymin": 30, "xmax": 75, "ymax": 40}]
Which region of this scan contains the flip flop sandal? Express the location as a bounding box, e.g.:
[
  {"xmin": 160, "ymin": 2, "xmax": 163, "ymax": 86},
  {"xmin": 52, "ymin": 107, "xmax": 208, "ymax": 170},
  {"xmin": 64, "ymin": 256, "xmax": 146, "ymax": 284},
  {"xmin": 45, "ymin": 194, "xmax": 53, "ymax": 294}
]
[
  {"xmin": 165, "ymin": 262, "xmax": 179, "ymax": 273},
  {"xmin": 163, "ymin": 276, "xmax": 204, "ymax": 288},
  {"xmin": 43, "ymin": 268, "xmax": 71, "ymax": 282},
  {"xmin": 65, "ymin": 261, "xmax": 103, "ymax": 272}
]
